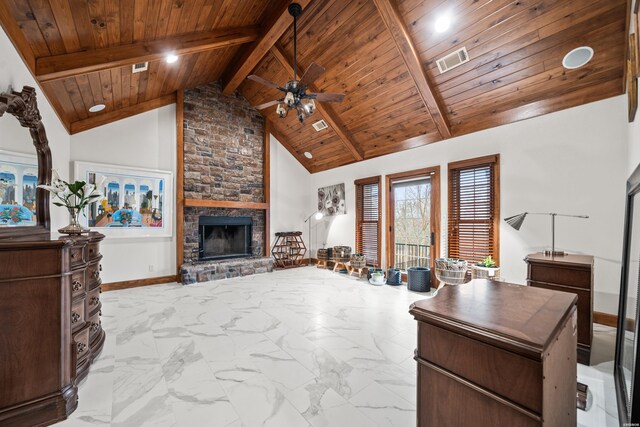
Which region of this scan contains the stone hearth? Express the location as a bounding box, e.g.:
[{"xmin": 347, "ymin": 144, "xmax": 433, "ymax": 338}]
[{"xmin": 180, "ymin": 257, "xmax": 273, "ymax": 285}]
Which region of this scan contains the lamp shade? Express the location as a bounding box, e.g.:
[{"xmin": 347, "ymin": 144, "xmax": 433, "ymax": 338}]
[
  {"xmin": 314, "ymin": 212, "xmax": 323, "ymax": 220},
  {"xmin": 504, "ymin": 213, "xmax": 527, "ymax": 230}
]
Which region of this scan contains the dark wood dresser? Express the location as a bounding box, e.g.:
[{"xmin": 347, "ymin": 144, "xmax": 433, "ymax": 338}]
[
  {"xmin": 410, "ymin": 279, "xmax": 577, "ymax": 427},
  {"xmin": 525, "ymin": 253, "xmax": 593, "ymax": 365},
  {"xmin": 0, "ymin": 232, "xmax": 105, "ymax": 426}
]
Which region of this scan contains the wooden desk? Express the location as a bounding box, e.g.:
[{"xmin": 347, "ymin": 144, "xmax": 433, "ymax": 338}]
[
  {"xmin": 410, "ymin": 280, "xmax": 577, "ymax": 426},
  {"xmin": 525, "ymin": 253, "xmax": 593, "ymax": 365}
]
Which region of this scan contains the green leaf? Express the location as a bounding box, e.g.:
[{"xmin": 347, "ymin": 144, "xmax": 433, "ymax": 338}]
[{"xmin": 53, "ymin": 202, "xmax": 65, "ymax": 207}]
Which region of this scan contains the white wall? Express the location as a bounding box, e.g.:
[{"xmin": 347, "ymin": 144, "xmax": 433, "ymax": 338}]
[
  {"xmin": 311, "ymin": 96, "xmax": 628, "ymax": 311},
  {"xmin": 269, "ymin": 135, "xmax": 313, "ymax": 255},
  {"xmin": 70, "ymin": 105, "xmax": 177, "ymax": 283},
  {"xmin": 0, "ymin": 26, "xmax": 70, "ymax": 230}
]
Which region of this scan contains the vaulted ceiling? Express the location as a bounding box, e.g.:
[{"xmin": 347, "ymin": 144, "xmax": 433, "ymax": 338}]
[{"xmin": 0, "ymin": 0, "xmax": 628, "ymax": 173}]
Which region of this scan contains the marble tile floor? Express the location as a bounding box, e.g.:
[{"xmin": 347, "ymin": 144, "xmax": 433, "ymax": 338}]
[{"xmin": 58, "ymin": 267, "xmax": 618, "ymax": 427}]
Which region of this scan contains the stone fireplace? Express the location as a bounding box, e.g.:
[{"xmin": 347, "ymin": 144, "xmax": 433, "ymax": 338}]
[{"xmin": 179, "ymin": 82, "xmax": 273, "ymax": 284}]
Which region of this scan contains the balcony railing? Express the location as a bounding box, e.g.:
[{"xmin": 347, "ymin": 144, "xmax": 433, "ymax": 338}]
[{"xmin": 394, "ymin": 243, "xmax": 430, "ymax": 270}]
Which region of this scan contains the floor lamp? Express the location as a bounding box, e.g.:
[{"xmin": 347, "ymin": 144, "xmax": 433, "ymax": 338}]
[
  {"xmin": 504, "ymin": 212, "xmax": 589, "ymax": 256},
  {"xmin": 304, "ymin": 211, "xmax": 324, "ymax": 265}
]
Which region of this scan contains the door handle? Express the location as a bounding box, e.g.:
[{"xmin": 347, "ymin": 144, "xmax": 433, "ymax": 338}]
[{"xmin": 430, "ymin": 232, "xmax": 435, "ymax": 246}]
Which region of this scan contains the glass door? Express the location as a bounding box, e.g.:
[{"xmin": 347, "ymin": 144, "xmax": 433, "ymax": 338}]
[{"xmin": 386, "ymin": 167, "xmax": 440, "ymax": 280}]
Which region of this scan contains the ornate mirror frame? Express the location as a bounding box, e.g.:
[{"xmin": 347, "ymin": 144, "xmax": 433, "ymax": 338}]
[{"xmin": 0, "ymin": 86, "xmax": 51, "ymax": 239}]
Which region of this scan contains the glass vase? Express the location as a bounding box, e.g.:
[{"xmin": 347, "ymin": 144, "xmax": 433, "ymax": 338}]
[{"xmin": 58, "ymin": 207, "xmax": 90, "ymax": 235}]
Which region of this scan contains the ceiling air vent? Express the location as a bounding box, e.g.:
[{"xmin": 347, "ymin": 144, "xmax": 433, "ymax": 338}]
[
  {"xmin": 312, "ymin": 119, "xmax": 329, "ymax": 132},
  {"xmin": 132, "ymin": 62, "xmax": 149, "ymax": 73},
  {"xmin": 436, "ymin": 47, "xmax": 469, "ymax": 74}
]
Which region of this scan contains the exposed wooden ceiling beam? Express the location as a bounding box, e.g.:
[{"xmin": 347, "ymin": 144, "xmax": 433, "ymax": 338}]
[
  {"xmin": 36, "ymin": 26, "xmax": 260, "ymax": 83},
  {"xmin": 372, "ymin": 0, "xmax": 451, "ymax": 139},
  {"xmin": 69, "ymin": 93, "xmax": 176, "ymax": 134},
  {"xmin": 222, "ymin": 0, "xmax": 312, "ymax": 95},
  {"xmin": 270, "ymin": 44, "xmax": 364, "ymax": 161}
]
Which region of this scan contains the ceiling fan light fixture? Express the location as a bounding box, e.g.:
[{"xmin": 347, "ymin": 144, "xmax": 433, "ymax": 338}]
[
  {"xmin": 303, "ymin": 99, "xmax": 315, "ymax": 115},
  {"xmin": 284, "ymin": 92, "xmax": 295, "ymax": 107},
  {"xmin": 276, "ymin": 103, "xmax": 287, "ymax": 118},
  {"xmin": 297, "ymin": 107, "xmax": 305, "ymax": 123}
]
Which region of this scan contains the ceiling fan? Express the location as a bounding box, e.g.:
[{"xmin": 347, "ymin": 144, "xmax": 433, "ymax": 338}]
[{"xmin": 247, "ymin": 2, "xmax": 345, "ymax": 123}]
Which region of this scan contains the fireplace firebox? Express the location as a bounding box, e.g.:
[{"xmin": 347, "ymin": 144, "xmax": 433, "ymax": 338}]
[{"xmin": 199, "ymin": 216, "xmax": 252, "ymax": 261}]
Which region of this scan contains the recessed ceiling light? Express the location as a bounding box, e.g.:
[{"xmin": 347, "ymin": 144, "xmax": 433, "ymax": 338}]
[
  {"xmin": 434, "ymin": 15, "xmax": 452, "ymax": 33},
  {"xmin": 562, "ymin": 46, "xmax": 594, "ymax": 69},
  {"xmin": 88, "ymin": 104, "xmax": 105, "ymax": 113},
  {"xmin": 304, "ymin": 151, "xmax": 313, "ymax": 159},
  {"xmin": 166, "ymin": 54, "xmax": 179, "ymax": 64}
]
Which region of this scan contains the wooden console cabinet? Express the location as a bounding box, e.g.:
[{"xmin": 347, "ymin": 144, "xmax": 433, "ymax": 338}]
[
  {"xmin": 410, "ymin": 279, "xmax": 577, "ymax": 426},
  {"xmin": 525, "ymin": 253, "xmax": 593, "ymax": 365},
  {"xmin": 0, "ymin": 232, "xmax": 105, "ymax": 426}
]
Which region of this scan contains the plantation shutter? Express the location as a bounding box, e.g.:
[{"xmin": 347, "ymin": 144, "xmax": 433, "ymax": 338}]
[
  {"xmin": 355, "ymin": 176, "xmax": 381, "ymax": 267},
  {"xmin": 448, "ymin": 155, "xmax": 500, "ymax": 265}
]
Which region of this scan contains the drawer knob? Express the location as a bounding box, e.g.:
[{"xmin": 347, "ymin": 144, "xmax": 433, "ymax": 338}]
[
  {"xmin": 72, "ymin": 280, "xmax": 83, "ymax": 291},
  {"xmin": 77, "ymin": 342, "xmax": 87, "ymax": 354},
  {"xmin": 71, "ymin": 312, "xmax": 81, "ymax": 323},
  {"xmin": 90, "ymin": 296, "xmax": 99, "ymax": 306},
  {"xmin": 93, "ymin": 271, "xmax": 100, "ymax": 279},
  {"xmin": 90, "ymin": 322, "xmax": 100, "ymax": 332},
  {"xmin": 71, "ymin": 252, "xmax": 77, "ymax": 259},
  {"xmin": 99, "ymin": 264, "xmax": 102, "ymax": 271}
]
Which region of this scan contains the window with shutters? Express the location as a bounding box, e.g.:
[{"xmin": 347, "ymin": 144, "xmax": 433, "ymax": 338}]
[
  {"xmin": 355, "ymin": 176, "xmax": 381, "ymax": 267},
  {"xmin": 448, "ymin": 155, "xmax": 500, "ymax": 265}
]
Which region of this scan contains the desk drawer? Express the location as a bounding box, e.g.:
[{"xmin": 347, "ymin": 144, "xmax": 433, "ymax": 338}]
[
  {"xmin": 418, "ymin": 321, "xmax": 543, "ymax": 414},
  {"xmin": 70, "ymin": 270, "xmax": 85, "ymax": 298}
]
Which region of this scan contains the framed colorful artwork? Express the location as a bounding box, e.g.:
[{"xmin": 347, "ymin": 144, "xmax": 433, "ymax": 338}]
[
  {"xmin": 74, "ymin": 161, "xmax": 174, "ymax": 238},
  {"xmin": 0, "ymin": 150, "xmax": 38, "ymax": 228}
]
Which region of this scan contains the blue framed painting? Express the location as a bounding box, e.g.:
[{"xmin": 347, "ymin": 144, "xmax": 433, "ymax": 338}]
[
  {"xmin": 0, "ymin": 150, "xmax": 38, "ymax": 228},
  {"xmin": 74, "ymin": 161, "xmax": 173, "ymax": 238}
]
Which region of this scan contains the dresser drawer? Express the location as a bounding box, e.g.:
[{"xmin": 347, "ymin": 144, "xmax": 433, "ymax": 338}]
[
  {"xmin": 71, "ymin": 299, "xmax": 85, "ymax": 332},
  {"xmin": 69, "ymin": 245, "xmax": 85, "ymax": 266},
  {"xmin": 70, "ymin": 270, "xmax": 85, "ymax": 298},
  {"xmin": 527, "ymin": 263, "xmax": 591, "ymax": 289},
  {"xmin": 86, "ymin": 262, "xmax": 101, "ymax": 288},
  {"xmin": 87, "ymin": 242, "xmax": 100, "ymax": 261},
  {"xmin": 87, "ymin": 311, "xmax": 102, "ymax": 343},
  {"xmin": 74, "ymin": 326, "xmax": 90, "ymax": 362},
  {"xmin": 418, "ymin": 321, "xmax": 543, "ymax": 414},
  {"xmin": 86, "ymin": 287, "xmax": 101, "ymax": 315}
]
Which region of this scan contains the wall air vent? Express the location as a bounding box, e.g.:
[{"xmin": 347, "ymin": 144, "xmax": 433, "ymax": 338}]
[
  {"xmin": 436, "ymin": 47, "xmax": 469, "ymax": 74},
  {"xmin": 312, "ymin": 119, "xmax": 328, "ymax": 132},
  {"xmin": 132, "ymin": 62, "xmax": 149, "ymax": 73}
]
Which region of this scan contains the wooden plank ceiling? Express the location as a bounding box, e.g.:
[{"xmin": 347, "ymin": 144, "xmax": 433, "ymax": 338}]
[{"xmin": 0, "ymin": 0, "xmax": 627, "ymax": 173}]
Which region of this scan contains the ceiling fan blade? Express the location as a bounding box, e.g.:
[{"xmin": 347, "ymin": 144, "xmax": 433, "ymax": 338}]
[
  {"xmin": 253, "ymin": 99, "xmax": 281, "ymax": 110},
  {"xmin": 309, "ymin": 92, "xmax": 345, "ymax": 103},
  {"xmin": 247, "ymin": 75, "xmax": 285, "ymax": 91},
  {"xmin": 300, "ymin": 62, "xmax": 325, "ymax": 86}
]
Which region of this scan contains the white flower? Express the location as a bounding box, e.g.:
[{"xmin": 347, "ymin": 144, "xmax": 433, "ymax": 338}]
[
  {"xmin": 52, "ymin": 169, "xmax": 61, "ymax": 182},
  {"xmin": 38, "ymin": 184, "xmax": 64, "ymax": 195},
  {"xmin": 82, "ymin": 182, "xmax": 95, "ymax": 196}
]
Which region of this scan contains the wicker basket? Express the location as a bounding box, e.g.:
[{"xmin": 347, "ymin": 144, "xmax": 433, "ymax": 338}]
[
  {"xmin": 350, "ymin": 254, "xmax": 366, "ymax": 269},
  {"xmin": 434, "ymin": 258, "xmax": 468, "ymax": 285},
  {"xmin": 317, "ymin": 248, "xmax": 329, "ymax": 261},
  {"xmin": 387, "ymin": 268, "xmax": 402, "ymax": 286},
  {"xmin": 333, "ymin": 246, "xmax": 351, "ymax": 262},
  {"xmin": 407, "ymin": 267, "xmax": 431, "ymax": 292},
  {"xmin": 471, "ymin": 265, "xmax": 501, "ymax": 280}
]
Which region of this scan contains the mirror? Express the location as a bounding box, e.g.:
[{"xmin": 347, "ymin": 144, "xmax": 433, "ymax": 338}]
[
  {"xmin": 616, "ymin": 162, "xmax": 640, "ymax": 425},
  {"xmin": 0, "ymin": 86, "xmax": 51, "ymax": 239}
]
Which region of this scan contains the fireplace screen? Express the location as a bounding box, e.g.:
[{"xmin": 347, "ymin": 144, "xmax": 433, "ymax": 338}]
[{"xmin": 199, "ymin": 216, "xmax": 252, "ymax": 260}]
